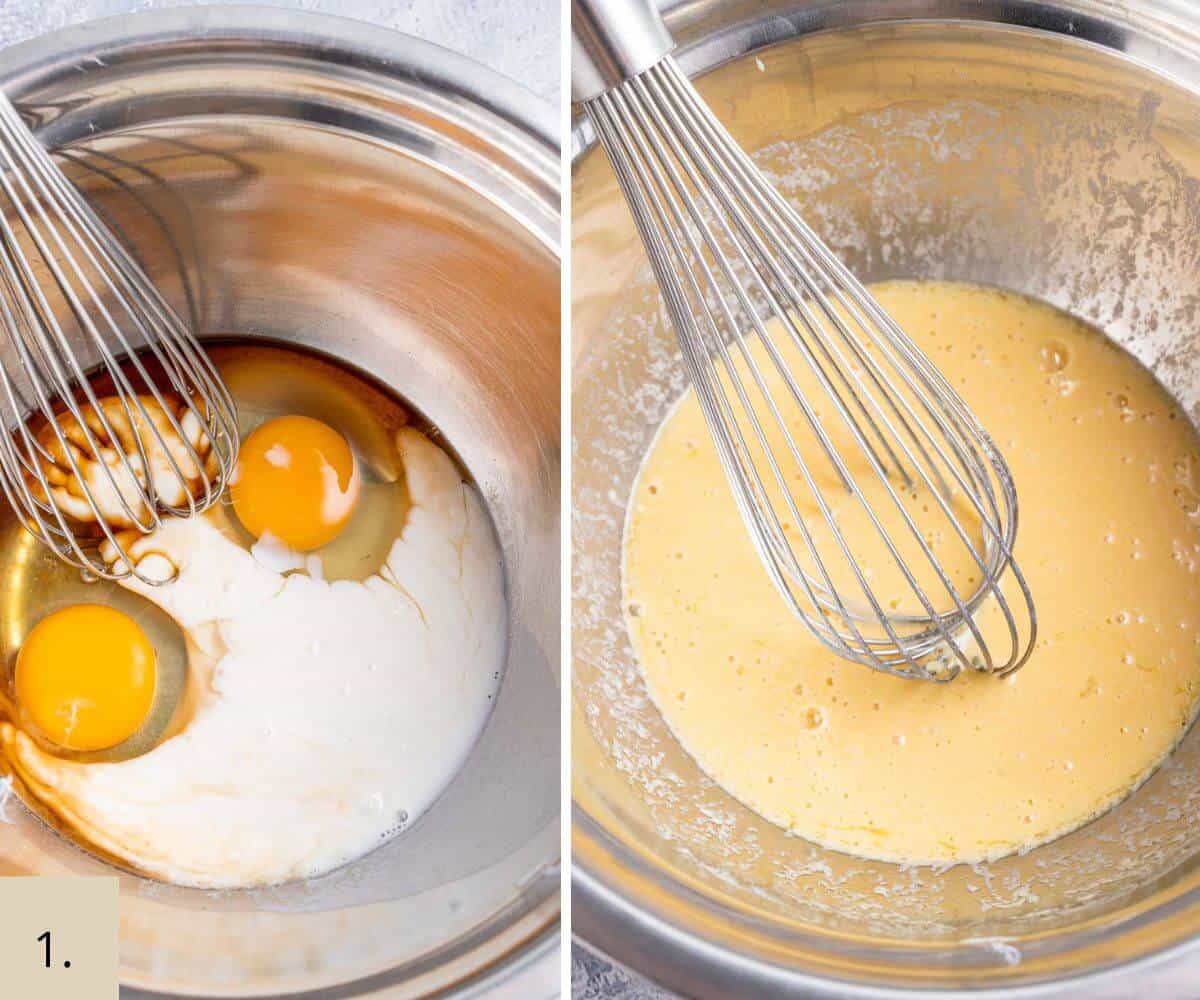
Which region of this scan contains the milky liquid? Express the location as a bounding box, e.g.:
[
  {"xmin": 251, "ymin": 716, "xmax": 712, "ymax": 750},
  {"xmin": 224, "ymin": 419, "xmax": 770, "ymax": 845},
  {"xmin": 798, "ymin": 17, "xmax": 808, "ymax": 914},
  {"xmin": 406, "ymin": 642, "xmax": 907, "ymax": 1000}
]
[{"xmin": 0, "ymin": 341, "xmax": 451, "ymax": 763}]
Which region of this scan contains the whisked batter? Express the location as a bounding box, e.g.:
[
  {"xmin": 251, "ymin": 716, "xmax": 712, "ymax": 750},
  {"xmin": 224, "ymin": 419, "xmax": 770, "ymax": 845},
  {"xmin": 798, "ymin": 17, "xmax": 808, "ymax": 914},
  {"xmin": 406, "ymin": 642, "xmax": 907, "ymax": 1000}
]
[{"xmin": 624, "ymin": 280, "xmax": 1200, "ymax": 864}]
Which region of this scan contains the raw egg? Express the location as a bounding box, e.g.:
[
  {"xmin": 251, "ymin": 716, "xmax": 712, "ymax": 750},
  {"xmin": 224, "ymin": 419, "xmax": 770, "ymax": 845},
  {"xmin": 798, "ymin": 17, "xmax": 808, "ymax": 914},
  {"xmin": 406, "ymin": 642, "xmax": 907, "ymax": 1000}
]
[
  {"xmin": 16, "ymin": 604, "xmax": 156, "ymax": 751},
  {"xmin": 231, "ymin": 415, "xmax": 359, "ymax": 551}
]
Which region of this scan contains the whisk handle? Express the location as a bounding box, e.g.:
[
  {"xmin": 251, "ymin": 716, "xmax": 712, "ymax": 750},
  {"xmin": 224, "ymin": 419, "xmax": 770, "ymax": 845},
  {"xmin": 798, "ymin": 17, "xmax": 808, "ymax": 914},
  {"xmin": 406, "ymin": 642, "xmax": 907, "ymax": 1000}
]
[{"xmin": 571, "ymin": 0, "xmax": 674, "ymax": 103}]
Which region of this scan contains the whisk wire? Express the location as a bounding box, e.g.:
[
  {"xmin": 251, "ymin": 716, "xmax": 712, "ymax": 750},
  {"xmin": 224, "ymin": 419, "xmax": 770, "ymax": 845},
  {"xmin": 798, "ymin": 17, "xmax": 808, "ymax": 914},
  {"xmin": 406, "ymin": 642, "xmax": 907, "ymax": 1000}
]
[
  {"xmin": 595, "ymin": 82, "xmax": 889, "ymax": 667},
  {"xmin": 585, "ymin": 55, "xmax": 1037, "ymax": 680},
  {"xmin": 0, "ymin": 117, "xmax": 171, "ymax": 534},
  {"xmin": 615, "ymin": 78, "xmax": 943, "ymax": 667},
  {"xmin": 707, "ymin": 103, "xmax": 1036, "ymax": 671},
  {"xmin": 610, "ymin": 69, "xmax": 978, "ymax": 674},
  {"xmin": 0, "ymin": 93, "xmax": 238, "ymax": 583},
  {"xmin": 653, "ymin": 68, "xmax": 922, "ymax": 489},
  {"xmin": 5, "ymin": 101, "xmax": 224, "ymax": 515}
]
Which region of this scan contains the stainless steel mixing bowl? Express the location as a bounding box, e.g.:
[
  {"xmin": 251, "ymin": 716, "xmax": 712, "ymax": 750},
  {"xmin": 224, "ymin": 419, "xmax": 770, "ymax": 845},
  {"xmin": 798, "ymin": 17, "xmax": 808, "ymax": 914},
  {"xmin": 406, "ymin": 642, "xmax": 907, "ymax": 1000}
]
[
  {"xmin": 0, "ymin": 7, "xmax": 559, "ymax": 996},
  {"xmin": 573, "ymin": 0, "xmax": 1200, "ymax": 995}
]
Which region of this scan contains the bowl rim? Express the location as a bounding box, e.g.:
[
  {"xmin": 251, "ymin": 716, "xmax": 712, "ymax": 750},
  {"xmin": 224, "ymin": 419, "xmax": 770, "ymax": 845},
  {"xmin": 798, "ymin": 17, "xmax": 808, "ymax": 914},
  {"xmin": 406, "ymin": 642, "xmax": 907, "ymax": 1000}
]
[
  {"xmin": 0, "ymin": 3, "xmax": 559, "ymax": 161},
  {"xmin": 0, "ymin": 7, "xmax": 561, "ymax": 998},
  {"xmin": 571, "ymin": 1, "xmax": 1200, "ymax": 996}
]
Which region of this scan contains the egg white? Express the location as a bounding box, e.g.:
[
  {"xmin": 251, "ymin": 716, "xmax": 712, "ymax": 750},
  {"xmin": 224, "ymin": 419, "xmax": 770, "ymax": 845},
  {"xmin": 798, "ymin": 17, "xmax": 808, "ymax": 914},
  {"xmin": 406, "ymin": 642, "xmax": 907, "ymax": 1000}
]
[{"xmin": 1, "ymin": 428, "xmax": 505, "ymax": 888}]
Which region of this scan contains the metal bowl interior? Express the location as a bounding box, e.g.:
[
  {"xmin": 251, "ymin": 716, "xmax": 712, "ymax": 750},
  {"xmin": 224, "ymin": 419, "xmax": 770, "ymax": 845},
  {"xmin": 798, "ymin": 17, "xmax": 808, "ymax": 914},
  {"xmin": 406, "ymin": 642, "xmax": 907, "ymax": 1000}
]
[
  {"xmin": 573, "ymin": 1, "xmax": 1200, "ymax": 995},
  {"xmin": 0, "ymin": 9, "xmax": 560, "ymax": 997}
]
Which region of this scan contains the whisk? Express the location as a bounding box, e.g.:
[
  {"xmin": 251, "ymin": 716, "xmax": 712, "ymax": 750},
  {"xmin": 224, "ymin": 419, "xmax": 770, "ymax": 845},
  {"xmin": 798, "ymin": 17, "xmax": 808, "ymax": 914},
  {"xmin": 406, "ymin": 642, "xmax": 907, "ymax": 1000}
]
[
  {"xmin": 574, "ymin": 0, "xmax": 1036, "ymax": 681},
  {"xmin": 0, "ymin": 93, "xmax": 238, "ymax": 585}
]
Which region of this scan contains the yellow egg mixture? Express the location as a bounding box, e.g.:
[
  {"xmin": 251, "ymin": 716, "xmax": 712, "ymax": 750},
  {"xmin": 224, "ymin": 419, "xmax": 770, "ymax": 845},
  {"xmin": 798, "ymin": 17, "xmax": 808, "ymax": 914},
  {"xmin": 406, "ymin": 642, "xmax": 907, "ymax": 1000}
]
[{"xmin": 624, "ymin": 280, "xmax": 1200, "ymax": 865}]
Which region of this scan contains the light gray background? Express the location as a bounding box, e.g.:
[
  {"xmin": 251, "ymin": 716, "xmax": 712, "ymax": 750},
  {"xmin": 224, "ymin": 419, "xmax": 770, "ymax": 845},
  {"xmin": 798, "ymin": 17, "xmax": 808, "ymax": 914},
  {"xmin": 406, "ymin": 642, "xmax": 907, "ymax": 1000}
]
[{"xmin": 572, "ymin": 948, "xmax": 674, "ymax": 999}]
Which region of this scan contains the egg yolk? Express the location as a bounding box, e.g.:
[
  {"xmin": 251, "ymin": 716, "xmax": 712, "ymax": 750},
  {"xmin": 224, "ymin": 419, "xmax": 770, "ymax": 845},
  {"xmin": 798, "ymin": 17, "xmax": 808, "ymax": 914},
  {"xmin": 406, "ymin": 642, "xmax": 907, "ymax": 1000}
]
[
  {"xmin": 16, "ymin": 604, "xmax": 156, "ymax": 751},
  {"xmin": 231, "ymin": 415, "xmax": 359, "ymax": 552}
]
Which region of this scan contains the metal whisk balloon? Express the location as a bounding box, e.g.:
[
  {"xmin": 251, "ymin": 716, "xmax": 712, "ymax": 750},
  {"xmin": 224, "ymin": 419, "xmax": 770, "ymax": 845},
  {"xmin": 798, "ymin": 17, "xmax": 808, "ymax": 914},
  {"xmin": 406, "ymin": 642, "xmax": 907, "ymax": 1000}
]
[
  {"xmin": 0, "ymin": 93, "xmax": 238, "ymax": 585},
  {"xmin": 574, "ymin": 0, "xmax": 1036, "ymax": 680}
]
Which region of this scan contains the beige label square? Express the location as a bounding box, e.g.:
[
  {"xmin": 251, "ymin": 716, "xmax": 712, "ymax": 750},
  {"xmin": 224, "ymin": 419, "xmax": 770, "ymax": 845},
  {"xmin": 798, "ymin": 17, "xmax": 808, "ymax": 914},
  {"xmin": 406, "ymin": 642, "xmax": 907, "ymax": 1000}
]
[{"xmin": 0, "ymin": 877, "xmax": 117, "ymax": 999}]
